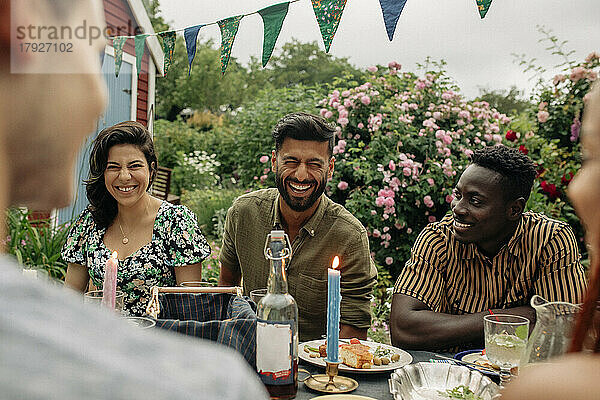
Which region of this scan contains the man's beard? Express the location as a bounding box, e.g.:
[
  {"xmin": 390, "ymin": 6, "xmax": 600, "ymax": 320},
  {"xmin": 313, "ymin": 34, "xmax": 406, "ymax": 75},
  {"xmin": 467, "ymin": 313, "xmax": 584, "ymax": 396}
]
[{"xmin": 275, "ymin": 168, "xmax": 326, "ymax": 212}]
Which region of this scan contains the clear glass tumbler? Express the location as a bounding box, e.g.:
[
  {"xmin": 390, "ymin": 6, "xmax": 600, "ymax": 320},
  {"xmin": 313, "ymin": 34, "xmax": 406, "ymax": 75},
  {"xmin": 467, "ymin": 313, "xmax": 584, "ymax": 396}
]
[{"xmin": 484, "ymin": 314, "xmax": 529, "ymax": 386}]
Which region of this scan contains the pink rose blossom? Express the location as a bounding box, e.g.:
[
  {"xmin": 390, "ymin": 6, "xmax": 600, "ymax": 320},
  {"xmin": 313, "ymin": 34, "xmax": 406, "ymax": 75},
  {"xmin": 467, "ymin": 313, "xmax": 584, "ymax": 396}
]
[
  {"xmin": 406, "ymin": 228, "xmax": 412, "ymax": 234},
  {"xmin": 319, "ymin": 108, "xmax": 328, "ymax": 117},
  {"xmin": 427, "ymin": 178, "xmax": 435, "ymax": 186},
  {"xmin": 337, "ymin": 181, "xmax": 349, "ymax": 190},
  {"xmin": 361, "ymin": 96, "xmax": 371, "ymax": 105},
  {"xmin": 445, "ymin": 194, "xmax": 454, "ymax": 203},
  {"xmin": 388, "ymin": 160, "xmax": 396, "ymax": 171},
  {"xmin": 341, "ymin": 90, "xmax": 350, "ymax": 97},
  {"xmin": 259, "ymin": 155, "xmax": 269, "ymax": 163},
  {"xmin": 357, "ymin": 122, "xmax": 364, "ymax": 129},
  {"xmin": 537, "ymin": 110, "xmax": 550, "ymax": 123},
  {"xmin": 367, "ymin": 66, "xmax": 378, "ymax": 73},
  {"xmin": 403, "ymin": 167, "xmax": 411, "ymax": 176},
  {"xmin": 423, "ymin": 195, "xmax": 434, "ymax": 208},
  {"xmin": 372, "ymin": 229, "xmax": 381, "ymax": 238},
  {"xmin": 370, "ymin": 210, "xmax": 377, "ymax": 215},
  {"xmin": 428, "ymin": 216, "xmax": 437, "ymax": 223},
  {"xmin": 385, "ymin": 257, "xmax": 393, "ymax": 265},
  {"xmin": 324, "ymin": 111, "xmax": 333, "ymax": 119}
]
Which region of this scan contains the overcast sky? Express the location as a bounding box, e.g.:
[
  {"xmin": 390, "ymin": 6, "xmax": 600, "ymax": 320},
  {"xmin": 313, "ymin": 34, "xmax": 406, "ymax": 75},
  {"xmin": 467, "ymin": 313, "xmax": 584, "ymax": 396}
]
[{"xmin": 158, "ymin": 0, "xmax": 599, "ymax": 99}]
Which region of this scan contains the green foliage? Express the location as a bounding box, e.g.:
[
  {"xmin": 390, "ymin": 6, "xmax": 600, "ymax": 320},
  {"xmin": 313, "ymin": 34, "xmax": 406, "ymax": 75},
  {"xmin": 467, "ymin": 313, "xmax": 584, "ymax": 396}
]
[
  {"xmin": 181, "ymin": 188, "xmax": 243, "ymax": 239},
  {"xmin": 4, "ymin": 209, "xmax": 70, "ymax": 279},
  {"xmin": 156, "ymin": 37, "xmax": 250, "ymax": 120},
  {"xmin": 247, "ymin": 39, "xmax": 366, "ymax": 90},
  {"xmin": 476, "ymin": 85, "xmax": 532, "ymax": 116},
  {"xmin": 202, "ymin": 239, "xmax": 222, "ymax": 285},
  {"xmin": 227, "ymin": 85, "xmax": 327, "ymax": 188}
]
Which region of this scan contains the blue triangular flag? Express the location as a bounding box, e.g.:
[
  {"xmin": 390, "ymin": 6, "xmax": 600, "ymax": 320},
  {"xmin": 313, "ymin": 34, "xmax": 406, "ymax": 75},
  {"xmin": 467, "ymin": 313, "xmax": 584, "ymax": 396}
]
[
  {"xmin": 184, "ymin": 24, "xmax": 204, "ymax": 76},
  {"xmin": 378, "ymin": 0, "xmax": 407, "ymax": 41}
]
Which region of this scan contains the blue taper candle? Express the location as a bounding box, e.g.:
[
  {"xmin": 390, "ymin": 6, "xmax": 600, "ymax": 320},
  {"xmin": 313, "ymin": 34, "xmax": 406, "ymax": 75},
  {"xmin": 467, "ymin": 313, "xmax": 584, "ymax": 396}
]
[{"xmin": 326, "ymin": 256, "xmax": 341, "ymax": 363}]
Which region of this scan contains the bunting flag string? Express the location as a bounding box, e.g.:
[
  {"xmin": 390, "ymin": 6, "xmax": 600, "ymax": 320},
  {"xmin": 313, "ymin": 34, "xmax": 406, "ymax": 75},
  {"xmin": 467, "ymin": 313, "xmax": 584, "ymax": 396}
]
[
  {"xmin": 310, "ymin": 0, "xmax": 347, "ymax": 53},
  {"xmin": 112, "ymin": 36, "xmax": 127, "ymax": 77},
  {"xmin": 107, "ymin": 0, "xmax": 496, "ymax": 78},
  {"xmin": 184, "ymin": 25, "xmax": 205, "ymax": 76},
  {"xmin": 259, "ymin": 2, "xmax": 290, "ymax": 67},
  {"xmin": 378, "ymin": 0, "xmax": 407, "ymax": 41},
  {"xmin": 134, "ymin": 34, "xmax": 149, "ymax": 76},
  {"xmin": 158, "ymin": 31, "xmax": 177, "ymax": 76},
  {"xmin": 476, "ymin": 0, "xmax": 493, "ymax": 19},
  {"xmin": 218, "ymin": 15, "xmax": 243, "ymax": 75}
]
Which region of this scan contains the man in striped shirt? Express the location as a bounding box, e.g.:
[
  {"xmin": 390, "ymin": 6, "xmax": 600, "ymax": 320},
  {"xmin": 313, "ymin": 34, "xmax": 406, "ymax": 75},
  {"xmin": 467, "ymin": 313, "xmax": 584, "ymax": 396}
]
[{"xmin": 390, "ymin": 145, "xmax": 587, "ymax": 351}]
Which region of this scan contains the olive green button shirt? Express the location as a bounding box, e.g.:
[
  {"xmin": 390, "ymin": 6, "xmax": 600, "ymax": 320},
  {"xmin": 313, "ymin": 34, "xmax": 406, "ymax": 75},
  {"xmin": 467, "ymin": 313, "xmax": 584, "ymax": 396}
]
[{"xmin": 219, "ymin": 188, "xmax": 377, "ymax": 341}]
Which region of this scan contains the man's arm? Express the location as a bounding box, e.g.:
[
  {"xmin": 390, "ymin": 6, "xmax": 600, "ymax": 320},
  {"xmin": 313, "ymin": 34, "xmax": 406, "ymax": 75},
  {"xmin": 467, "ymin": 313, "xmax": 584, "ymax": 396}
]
[
  {"xmin": 340, "ymin": 324, "xmax": 367, "ymax": 340},
  {"xmin": 390, "ymin": 293, "xmax": 536, "ymax": 351},
  {"xmin": 217, "ymin": 205, "xmax": 242, "ymax": 287},
  {"xmin": 218, "ymin": 263, "xmax": 241, "ymax": 287}
]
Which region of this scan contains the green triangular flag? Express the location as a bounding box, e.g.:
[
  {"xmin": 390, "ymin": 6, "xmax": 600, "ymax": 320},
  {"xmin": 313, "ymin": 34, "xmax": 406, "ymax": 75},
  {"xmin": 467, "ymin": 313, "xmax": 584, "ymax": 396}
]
[
  {"xmin": 217, "ymin": 15, "xmax": 243, "ymax": 75},
  {"xmin": 134, "ymin": 34, "xmax": 149, "ymax": 76},
  {"xmin": 158, "ymin": 31, "xmax": 177, "ymax": 77},
  {"xmin": 476, "ymin": 0, "xmax": 493, "ymax": 19},
  {"xmin": 112, "ymin": 36, "xmax": 127, "ymax": 77},
  {"xmin": 310, "ymin": 0, "xmax": 347, "ymax": 53},
  {"xmin": 258, "ymin": 2, "xmax": 289, "ymax": 67}
]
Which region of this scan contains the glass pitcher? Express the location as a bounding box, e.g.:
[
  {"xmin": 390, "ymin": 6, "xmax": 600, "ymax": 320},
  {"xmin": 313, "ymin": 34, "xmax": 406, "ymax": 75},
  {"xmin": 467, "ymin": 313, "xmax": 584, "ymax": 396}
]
[{"xmin": 523, "ymin": 295, "xmax": 580, "ymax": 365}]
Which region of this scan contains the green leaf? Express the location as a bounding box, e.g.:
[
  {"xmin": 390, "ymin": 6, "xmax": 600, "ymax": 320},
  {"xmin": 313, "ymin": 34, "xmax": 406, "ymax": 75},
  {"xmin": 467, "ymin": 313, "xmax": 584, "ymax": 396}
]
[{"xmin": 515, "ymin": 325, "xmax": 528, "ymax": 340}]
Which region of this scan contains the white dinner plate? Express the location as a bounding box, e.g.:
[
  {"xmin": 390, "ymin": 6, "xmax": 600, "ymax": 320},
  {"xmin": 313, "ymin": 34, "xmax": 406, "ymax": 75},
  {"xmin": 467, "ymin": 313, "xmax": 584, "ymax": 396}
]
[{"xmin": 299, "ymin": 339, "xmax": 412, "ymax": 373}]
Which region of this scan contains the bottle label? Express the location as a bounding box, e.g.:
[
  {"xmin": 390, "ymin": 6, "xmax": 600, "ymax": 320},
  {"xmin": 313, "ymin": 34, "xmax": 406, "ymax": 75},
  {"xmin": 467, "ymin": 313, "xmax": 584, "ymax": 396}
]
[{"xmin": 256, "ymin": 319, "xmax": 295, "ymax": 386}]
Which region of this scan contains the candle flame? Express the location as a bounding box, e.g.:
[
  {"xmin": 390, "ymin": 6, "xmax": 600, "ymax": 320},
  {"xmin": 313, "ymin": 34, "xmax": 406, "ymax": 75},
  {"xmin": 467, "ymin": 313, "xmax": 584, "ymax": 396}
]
[
  {"xmin": 112, "ymin": 251, "xmax": 118, "ymax": 259},
  {"xmin": 332, "ymin": 256, "xmax": 339, "ymax": 269}
]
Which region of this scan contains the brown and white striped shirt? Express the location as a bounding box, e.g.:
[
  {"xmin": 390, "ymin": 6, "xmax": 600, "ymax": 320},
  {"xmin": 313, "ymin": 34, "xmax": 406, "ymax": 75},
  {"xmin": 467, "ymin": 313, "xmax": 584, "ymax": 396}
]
[{"xmin": 394, "ymin": 212, "xmax": 587, "ymax": 315}]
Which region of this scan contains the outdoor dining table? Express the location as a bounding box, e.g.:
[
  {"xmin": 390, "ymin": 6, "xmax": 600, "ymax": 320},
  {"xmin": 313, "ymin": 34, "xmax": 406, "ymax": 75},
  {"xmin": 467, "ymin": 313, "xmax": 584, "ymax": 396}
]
[{"xmin": 296, "ymin": 350, "xmax": 439, "ymax": 400}]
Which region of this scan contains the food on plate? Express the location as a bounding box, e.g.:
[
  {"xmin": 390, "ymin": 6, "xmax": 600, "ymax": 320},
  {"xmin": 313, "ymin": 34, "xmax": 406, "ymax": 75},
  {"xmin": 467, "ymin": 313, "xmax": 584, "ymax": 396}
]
[
  {"xmin": 438, "ymin": 385, "xmax": 483, "ymax": 399},
  {"xmin": 339, "ymin": 343, "xmax": 374, "ymax": 369},
  {"xmin": 302, "ymin": 339, "xmax": 405, "ymax": 370},
  {"xmin": 318, "ymin": 343, "xmax": 327, "ymax": 358}
]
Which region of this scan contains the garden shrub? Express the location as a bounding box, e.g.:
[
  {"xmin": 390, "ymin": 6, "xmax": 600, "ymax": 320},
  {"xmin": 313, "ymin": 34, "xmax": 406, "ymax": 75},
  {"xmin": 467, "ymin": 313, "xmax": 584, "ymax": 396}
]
[
  {"xmin": 319, "ymin": 61, "xmax": 513, "ymax": 277},
  {"xmin": 4, "ymin": 208, "xmax": 70, "ymax": 279},
  {"xmin": 181, "ymin": 188, "xmax": 243, "ymax": 240}
]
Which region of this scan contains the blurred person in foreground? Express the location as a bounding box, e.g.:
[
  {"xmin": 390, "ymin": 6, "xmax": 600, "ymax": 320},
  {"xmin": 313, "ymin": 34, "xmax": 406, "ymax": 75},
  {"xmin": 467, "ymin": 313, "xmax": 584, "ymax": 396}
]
[
  {"xmin": 0, "ymin": 1, "xmax": 267, "ymax": 398},
  {"xmin": 218, "ymin": 112, "xmax": 377, "ymax": 341},
  {"xmin": 502, "ymin": 85, "xmax": 600, "ymax": 399},
  {"xmin": 390, "ymin": 145, "xmax": 587, "ymax": 351},
  {"xmin": 63, "ymin": 121, "xmax": 209, "ymax": 316}
]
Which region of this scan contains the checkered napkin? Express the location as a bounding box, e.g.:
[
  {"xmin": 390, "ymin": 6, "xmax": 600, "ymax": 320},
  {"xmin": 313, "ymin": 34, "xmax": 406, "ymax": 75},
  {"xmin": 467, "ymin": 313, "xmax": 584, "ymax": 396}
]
[{"xmin": 152, "ymin": 292, "xmax": 257, "ymax": 368}]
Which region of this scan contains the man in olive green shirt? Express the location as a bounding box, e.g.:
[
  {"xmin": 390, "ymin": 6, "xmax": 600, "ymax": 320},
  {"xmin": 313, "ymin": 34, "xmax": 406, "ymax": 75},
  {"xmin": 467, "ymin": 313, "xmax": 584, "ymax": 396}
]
[{"xmin": 219, "ymin": 112, "xmax": 377, "ymax": 341}]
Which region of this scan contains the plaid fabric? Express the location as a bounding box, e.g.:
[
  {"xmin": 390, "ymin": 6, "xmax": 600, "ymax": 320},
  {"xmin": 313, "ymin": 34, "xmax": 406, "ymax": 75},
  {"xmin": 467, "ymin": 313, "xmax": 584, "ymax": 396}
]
[{"xmin": 154, "ymin": 293, "xmax": 257, "ymax": 367}]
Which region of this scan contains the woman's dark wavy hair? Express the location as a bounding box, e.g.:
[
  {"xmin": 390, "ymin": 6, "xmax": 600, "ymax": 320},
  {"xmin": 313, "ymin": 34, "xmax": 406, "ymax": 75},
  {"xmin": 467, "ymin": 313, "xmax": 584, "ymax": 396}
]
[
  {"xmin": 469, "ymin": 144, "xmax": 537, "ymax": 202},
  {"xmin": 86, "ymin": 121, "xmax": 157, "ymax": 229}
]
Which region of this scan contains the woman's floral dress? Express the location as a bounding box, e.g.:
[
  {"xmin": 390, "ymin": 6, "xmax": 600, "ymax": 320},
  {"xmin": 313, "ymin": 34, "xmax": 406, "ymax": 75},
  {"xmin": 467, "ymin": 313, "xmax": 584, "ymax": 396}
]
[{"xmin": 62, "ymin": 202, "xmax": 211, "ymax": 316}]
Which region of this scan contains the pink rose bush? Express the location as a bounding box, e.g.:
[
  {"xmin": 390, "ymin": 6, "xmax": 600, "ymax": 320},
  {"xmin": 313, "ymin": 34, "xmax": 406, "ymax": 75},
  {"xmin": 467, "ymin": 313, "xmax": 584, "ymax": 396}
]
[{"xmin": 319, "ymin": 62, "xmax": 512, "ymax": 276}]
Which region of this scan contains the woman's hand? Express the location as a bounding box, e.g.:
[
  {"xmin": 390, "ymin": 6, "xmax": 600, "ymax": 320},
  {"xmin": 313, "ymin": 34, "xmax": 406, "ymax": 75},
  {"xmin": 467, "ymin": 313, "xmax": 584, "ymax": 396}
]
[
  {"xmin": 64, "ymin": 262, "xmax": 90, "ymax": 292},
  {"xmin": 175, "ymin": 262, "xmax": 203, "ymax": 285}
]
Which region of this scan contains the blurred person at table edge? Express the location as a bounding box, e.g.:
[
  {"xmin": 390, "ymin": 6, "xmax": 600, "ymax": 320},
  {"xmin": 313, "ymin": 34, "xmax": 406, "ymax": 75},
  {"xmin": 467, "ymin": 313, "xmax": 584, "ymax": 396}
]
[
  {"xmin": 502, "ymin": 83, "xmax": 600, "ymax": 400},
  {"xmin": 62, "ymin": 121, "xmax": 210, "ymax": 316},
  {"xmin": 218, "ymin": 112, "xmax": 377, "ymax": 341},
  {"xmin": 390, "ymin": 144, "xmax": 587, "ymax": 351},
  {"xmin": 0, "ymin": 1, "xmax": 268, "ymax": 399}
]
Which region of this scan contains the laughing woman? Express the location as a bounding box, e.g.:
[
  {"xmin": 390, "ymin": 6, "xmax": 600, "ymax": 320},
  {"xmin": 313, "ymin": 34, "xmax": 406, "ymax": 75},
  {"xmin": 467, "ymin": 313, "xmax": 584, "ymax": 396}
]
[{"xmin": 62, "ymin": 121, "xmax": 210, "ymax": 316}]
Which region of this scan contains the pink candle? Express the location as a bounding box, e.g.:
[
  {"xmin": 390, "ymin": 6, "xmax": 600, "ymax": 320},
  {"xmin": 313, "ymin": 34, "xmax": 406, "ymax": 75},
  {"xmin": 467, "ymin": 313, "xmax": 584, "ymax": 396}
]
[{"xmin": 101, "ymin": 251, "xmax": 119, "ymax": 309}]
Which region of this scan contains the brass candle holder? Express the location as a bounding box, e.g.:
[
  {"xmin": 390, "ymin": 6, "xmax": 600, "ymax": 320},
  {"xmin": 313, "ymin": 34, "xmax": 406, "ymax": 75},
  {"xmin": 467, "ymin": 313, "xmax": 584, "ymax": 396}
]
[{"xmin": 303, "ymin": 360, "xmax": 358, "ymax": 394}]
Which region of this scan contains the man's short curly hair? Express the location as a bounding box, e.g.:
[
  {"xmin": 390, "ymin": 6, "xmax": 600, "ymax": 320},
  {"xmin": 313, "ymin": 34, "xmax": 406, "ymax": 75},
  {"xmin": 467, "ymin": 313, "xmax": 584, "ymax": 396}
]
[{"xmin": 469, "ymin": 145, "xmax": 537, "ymax": 202}]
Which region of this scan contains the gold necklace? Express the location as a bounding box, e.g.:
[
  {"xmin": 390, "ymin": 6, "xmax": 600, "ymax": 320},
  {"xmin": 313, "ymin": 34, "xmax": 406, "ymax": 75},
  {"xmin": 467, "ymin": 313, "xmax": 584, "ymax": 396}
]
[{"xmin": 118, "ymin": 215, "xmax": 129, "ymax": 245}]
